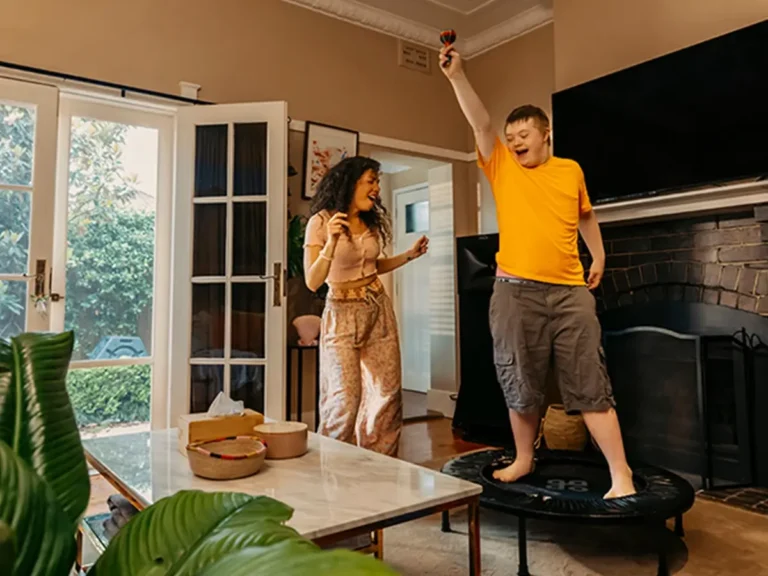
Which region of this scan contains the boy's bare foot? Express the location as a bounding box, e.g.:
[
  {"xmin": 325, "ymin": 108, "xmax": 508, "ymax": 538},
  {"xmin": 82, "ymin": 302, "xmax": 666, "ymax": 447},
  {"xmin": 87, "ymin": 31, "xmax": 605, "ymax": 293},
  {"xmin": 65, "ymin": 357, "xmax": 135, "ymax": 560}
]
[
  {"xmin": 492, "ymin": 457, "xmax": 535, "ymax": 483},
  {"xmin": 604, "ymin": 466, "xmax": 636, "ymax": 499}
]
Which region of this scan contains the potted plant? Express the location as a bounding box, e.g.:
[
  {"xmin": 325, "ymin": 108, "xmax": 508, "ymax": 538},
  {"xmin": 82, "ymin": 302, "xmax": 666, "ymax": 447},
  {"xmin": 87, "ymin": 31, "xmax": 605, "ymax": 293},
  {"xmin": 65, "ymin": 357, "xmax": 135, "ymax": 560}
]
[{"xmin": 0, "ymin": 331, "xmax": 397, "ymax": 575}]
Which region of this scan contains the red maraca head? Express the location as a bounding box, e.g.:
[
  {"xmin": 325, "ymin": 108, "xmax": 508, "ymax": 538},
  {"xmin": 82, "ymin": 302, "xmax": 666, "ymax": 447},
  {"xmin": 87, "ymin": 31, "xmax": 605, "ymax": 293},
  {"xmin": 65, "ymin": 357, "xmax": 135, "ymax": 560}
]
[{"xmin": 440, "ymin": 29, "xmax": 457, "ymax": 46}]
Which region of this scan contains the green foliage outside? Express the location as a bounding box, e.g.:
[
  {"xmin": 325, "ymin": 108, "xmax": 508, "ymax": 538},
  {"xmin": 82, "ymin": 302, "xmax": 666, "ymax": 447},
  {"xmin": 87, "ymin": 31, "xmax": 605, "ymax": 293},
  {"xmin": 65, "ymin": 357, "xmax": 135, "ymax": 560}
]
[
  {"xmin": 66, "ymin": 364, "xmax": 151, "ymax": 426},
  {"xmin": 0, "ymin": 106, "xmax": 153, "ymax": 427}
]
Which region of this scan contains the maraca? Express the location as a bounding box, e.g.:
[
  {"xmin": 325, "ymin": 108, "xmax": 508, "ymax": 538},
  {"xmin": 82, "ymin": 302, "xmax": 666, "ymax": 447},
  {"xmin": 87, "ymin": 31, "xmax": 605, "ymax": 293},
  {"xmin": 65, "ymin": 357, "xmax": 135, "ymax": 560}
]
[{"xmin": 440, "ymin": 29, "xmax": 457, "ymax": 68}]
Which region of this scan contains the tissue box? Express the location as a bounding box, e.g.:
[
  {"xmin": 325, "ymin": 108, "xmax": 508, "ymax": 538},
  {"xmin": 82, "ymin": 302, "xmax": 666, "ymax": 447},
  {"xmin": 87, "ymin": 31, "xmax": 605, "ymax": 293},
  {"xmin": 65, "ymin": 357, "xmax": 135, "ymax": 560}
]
[{"xmin": 178, "ymin": 409, "xmax": 265, "ymax": 455}]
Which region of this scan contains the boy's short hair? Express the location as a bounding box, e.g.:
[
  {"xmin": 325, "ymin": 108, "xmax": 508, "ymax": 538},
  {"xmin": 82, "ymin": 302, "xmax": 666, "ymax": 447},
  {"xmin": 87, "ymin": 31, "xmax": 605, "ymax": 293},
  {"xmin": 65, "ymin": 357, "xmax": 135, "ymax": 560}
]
[{"xmin": 505, "ymin": 105, "xmax": 551, "ymax": 141}]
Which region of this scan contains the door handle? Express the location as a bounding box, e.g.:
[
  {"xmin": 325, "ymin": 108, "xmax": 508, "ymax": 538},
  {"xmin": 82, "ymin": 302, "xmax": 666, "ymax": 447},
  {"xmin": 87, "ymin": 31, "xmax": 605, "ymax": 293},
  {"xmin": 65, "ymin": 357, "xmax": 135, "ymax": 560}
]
[{"xmin": 259, "ymin": 262, "xmax": 283, "ymax": 307}]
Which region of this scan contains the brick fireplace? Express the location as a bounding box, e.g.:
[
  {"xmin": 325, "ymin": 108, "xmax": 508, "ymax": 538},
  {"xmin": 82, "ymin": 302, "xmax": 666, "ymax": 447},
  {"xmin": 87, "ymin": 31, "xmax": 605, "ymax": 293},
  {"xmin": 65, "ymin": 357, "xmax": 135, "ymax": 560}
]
[
  {"xmin": 580, "ymin": 204, "xmax": 768, "ymax": 492},
  {"xmin": 585, "ymin": 208, "xmax": 768, "ymax": 314}
]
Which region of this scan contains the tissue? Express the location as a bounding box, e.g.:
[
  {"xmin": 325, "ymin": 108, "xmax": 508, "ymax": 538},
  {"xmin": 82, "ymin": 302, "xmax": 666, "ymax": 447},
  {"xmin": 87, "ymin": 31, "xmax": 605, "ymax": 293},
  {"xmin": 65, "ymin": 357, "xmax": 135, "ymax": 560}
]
[{"xmin": 206, "ymin": 391, "xmax": 244, "ymax": 417}]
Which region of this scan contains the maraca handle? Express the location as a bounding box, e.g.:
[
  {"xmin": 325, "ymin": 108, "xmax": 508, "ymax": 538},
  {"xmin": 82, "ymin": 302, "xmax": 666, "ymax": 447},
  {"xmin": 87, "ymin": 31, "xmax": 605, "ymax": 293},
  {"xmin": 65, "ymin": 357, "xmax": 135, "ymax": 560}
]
[{"xmin": 439, "ymin": 30, "xmax": 457, "ymax": 68}]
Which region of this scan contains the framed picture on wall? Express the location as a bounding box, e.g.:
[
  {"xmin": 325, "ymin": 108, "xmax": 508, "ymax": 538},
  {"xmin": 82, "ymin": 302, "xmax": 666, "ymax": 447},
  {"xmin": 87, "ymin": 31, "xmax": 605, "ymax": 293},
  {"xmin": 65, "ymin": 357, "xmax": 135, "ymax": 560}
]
[{"xmin": 302, "ymin": 121, "xmax": 359, "ymax": 199}]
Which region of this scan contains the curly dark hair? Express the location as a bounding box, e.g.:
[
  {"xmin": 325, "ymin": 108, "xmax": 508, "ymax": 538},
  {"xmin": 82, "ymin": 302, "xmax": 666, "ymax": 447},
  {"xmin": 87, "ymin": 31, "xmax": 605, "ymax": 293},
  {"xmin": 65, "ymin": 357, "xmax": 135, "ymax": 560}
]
[{"xmin": 309, "ymin": 156, "xmax": 392, "ymax": 247}]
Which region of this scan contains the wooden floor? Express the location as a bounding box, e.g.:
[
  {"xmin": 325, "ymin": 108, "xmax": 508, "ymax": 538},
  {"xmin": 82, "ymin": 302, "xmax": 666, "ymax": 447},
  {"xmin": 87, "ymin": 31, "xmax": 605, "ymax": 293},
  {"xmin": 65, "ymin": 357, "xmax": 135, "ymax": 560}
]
[{"xmin": 402, "ymin": 390, "xmax": 444, "ymax": 423}]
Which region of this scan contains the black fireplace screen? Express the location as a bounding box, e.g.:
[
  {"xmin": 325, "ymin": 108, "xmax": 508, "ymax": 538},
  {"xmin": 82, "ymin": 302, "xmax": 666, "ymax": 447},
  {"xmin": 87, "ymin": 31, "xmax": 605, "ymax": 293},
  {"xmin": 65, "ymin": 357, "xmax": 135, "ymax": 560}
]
[
  {"xmin": 603, "ymin": 327, "xmax": 705, "ymax": 482},
  {"xmin": 604, "ymin": 326, "xmax": 755, "ymax": 490}
]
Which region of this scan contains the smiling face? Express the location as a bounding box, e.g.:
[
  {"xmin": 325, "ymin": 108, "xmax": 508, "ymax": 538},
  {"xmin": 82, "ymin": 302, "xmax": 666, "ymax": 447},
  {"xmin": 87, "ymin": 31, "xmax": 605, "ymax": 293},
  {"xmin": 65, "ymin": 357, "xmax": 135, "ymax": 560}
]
[
  {"xmin": 505, "ymin": 117, "xmax": 550, "ymax": 168},
  {"xmin": 350, "ymin": 168, "xmax": 381, "ymax": 213}
]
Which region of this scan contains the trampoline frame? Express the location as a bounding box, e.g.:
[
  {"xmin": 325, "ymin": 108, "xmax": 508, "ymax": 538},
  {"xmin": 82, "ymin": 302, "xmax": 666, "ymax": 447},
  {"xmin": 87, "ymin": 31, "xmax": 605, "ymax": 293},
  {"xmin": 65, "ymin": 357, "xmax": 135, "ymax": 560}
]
[{"xmin": 441, "ymin": 449, "xmax": 696, "ymax": 576}]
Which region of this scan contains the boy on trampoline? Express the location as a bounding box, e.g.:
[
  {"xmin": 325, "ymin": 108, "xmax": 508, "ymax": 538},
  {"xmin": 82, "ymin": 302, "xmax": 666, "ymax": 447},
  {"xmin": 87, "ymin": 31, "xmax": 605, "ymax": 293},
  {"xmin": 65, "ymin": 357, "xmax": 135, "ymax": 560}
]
[{"xmin": 440, "ymin": 44, "xmax": 635, "ymax": 498}]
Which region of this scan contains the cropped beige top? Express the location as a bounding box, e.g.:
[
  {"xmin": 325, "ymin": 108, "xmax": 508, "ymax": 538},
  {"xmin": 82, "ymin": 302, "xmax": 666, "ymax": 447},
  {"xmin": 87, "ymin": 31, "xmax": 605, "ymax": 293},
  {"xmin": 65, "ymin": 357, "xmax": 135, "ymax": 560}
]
[{"xmin": 304, "ymin": 210, "xmax": 381, "ymax": 283}]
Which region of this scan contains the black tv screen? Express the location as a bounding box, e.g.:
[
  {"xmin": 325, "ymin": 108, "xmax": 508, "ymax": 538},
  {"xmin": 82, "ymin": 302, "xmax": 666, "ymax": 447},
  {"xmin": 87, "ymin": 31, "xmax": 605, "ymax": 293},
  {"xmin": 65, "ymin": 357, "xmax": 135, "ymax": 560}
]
[{"xmin": 551, "ymin": 20, "xmax": 768, "ymax": 205}]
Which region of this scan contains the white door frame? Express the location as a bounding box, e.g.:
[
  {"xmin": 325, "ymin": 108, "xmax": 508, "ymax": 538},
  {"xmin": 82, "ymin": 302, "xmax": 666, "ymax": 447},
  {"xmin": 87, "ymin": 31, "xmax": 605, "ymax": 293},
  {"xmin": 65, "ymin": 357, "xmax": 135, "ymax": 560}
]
[
  {"xmin": 51, "ymin": 94, "xmax": 175, "ymax": 427},
  {"xmin": 169, "ymin": 102, "xmax": 287, "ymax": 427},
  {"xmin": 0, "ymin": 77, "xmax": 58, "ymax": 333}
]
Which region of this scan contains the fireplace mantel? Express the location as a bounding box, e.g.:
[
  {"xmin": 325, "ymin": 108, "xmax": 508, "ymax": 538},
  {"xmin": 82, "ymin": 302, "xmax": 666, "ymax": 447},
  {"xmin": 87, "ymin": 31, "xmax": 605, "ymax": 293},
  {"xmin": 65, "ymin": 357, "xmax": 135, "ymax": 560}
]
[{"xmin": 594, "ymin": 180, "xmax": 768, "ymax": 224}]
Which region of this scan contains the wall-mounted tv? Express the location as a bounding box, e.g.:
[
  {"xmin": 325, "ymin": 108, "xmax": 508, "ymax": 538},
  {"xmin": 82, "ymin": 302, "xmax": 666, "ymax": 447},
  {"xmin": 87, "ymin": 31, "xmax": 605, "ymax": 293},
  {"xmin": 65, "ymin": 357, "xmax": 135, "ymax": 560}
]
[{"xmin": 551, "ymin": 20, "xmax": 768, "ymax": 205}]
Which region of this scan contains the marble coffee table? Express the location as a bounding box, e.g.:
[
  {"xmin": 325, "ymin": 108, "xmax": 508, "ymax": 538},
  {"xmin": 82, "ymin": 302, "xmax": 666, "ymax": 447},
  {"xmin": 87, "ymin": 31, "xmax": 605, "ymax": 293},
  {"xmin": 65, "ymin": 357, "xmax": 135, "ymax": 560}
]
[{"xmin": 82, "ymin": 428, "xmax": 482, "ymax": 574}]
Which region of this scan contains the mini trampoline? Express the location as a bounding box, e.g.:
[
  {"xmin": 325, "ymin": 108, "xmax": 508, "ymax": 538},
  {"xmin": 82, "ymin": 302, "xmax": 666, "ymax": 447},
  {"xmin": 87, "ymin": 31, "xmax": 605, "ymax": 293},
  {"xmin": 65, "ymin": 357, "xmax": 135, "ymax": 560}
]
[{"xmin": 441, "ymin": 448, "xmax": 696, "ymax": 576}]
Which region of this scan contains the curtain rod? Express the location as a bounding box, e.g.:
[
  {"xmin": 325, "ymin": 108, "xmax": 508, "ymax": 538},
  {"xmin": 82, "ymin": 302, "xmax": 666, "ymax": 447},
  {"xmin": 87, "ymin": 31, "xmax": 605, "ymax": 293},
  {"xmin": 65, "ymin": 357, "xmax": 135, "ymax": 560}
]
[{"xmin": 0, "ymin": 60, "xmax": 212, "ymax": 105}]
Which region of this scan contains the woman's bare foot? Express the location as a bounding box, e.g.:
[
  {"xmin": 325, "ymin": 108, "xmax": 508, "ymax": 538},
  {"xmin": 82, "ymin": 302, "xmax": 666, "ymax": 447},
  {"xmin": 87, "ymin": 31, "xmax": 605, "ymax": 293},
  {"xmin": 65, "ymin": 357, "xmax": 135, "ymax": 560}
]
[
  {"xmin": 604, "ymin": 466, "xmax": 636, "ymax": 499},
  {"xmin": 492, "ymin": 456, "xmax": 535, "ymax": 483}
]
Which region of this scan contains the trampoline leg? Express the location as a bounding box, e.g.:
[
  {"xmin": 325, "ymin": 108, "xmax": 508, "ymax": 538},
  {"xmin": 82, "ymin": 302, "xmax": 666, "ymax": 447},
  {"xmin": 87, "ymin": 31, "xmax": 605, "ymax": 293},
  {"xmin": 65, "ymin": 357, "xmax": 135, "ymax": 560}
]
[
  {"xmin": 441, "ymin": 510, "xmax": 451, "ymax": 533},
  {"xmin": 517, "ymin": 516, "xmax": 530, "ymax": 576},
  {"xmin": 656, "ymin": 522, "xmax": 669, "ymax": 576},
  {"xmin": 674, "ymin": 514, "xmax": 684, "ymax": 538}
]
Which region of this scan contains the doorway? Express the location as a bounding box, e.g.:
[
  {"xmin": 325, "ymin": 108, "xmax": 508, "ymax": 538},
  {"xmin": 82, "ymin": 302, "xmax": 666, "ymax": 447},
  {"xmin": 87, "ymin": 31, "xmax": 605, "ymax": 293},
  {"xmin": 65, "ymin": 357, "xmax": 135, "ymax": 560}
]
[
  {"xmin": 395, "ymin": 184, "xmax": 430, "ymax": 394},
  {"xmin": 369, "ymin": 148, "xmax": 449, "ymax": 420}
]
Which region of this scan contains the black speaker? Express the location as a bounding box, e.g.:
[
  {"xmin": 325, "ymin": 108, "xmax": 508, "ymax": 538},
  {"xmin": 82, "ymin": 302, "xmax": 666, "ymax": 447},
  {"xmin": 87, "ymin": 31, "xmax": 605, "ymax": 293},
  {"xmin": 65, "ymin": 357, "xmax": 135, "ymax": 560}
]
[{"xmin": 453, "ymin": 234, "xmax": 514, "ymax": 447}]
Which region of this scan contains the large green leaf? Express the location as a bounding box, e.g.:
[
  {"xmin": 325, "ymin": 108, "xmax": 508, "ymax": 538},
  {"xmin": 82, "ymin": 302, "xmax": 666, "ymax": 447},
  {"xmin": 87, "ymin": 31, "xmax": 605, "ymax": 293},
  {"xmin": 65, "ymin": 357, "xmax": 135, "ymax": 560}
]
[
  {"xmin": 0, "ymin": 332, "xmax": 90, "ymax": 527},
  {"xmin": 198, "ymin": 541, "xmax": 400, "ymax": 576},
  {"xmin": 0, "ymin": 339, "xmax": 13, "ymax": 447},
  {"xmin": 0, "ymin": 439, "xmax": 76, "ymax": 576},
  {"xmin": 89, "ymin": 490, "xmax": 301, "ymax": 576},
  {"xmin": 0, "ymin": 520, "xmax": 16, "ymax": 575}
]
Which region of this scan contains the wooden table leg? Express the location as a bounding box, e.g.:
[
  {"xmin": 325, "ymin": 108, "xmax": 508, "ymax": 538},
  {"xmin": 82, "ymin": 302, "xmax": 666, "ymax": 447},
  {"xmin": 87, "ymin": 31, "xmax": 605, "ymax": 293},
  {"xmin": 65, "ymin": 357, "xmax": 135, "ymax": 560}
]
[
  {"xmin": 468, "ymin": 499, "xmax": 481, "ymax": 576},
  {"xmin": 373, "ymin": 529, "xmax": 384, "ymax": 560}
]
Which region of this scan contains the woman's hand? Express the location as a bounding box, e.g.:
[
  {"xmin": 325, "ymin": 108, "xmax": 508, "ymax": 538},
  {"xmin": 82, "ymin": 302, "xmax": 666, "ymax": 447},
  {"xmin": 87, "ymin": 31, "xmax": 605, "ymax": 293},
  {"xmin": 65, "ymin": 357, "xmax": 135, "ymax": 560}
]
[
  {"xmin": 326, "ymin": 212, "xmax": 348, "ymax": 239},
  {"xmin": 408, "ymin": 235, "xmax": 429, "ymax": 260}
]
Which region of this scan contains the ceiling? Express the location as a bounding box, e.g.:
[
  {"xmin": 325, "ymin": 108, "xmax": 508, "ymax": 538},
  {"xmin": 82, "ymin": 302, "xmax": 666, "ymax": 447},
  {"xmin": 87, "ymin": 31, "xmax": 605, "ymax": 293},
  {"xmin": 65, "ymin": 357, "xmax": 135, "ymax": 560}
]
[{"xmin": 282, "ymin": 0, "xmax": 553, "ymax": 58}]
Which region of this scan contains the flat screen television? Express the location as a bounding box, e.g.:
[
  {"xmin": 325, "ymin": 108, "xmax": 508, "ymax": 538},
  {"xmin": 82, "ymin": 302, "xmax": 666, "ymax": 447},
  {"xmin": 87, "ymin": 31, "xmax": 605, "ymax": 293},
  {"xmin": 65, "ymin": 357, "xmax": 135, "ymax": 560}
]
[{"xmin": 551, "ymin": 20, "xmax": 768, "ymax": 205}]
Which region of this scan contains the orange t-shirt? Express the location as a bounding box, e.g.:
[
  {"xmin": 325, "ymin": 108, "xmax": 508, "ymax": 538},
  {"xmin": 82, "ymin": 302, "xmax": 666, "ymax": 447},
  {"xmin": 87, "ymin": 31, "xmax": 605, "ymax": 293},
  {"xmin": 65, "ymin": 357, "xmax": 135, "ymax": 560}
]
[{"xmin": 479, "ymin": 137, "xmax": 592, "ymax": 286}]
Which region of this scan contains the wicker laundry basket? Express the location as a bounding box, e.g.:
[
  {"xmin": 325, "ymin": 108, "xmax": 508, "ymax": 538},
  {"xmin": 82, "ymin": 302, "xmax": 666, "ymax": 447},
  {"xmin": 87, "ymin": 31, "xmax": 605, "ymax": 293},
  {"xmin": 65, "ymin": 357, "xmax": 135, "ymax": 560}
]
[{"xmin": 535, "ymin": 404, "xmax": 588, "ymax": 451}]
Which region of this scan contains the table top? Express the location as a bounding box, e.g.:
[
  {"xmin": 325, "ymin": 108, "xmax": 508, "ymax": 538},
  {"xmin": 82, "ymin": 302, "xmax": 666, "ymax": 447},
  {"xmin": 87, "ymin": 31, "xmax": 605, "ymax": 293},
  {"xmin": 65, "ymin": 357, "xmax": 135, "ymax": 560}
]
[{"xmin": 83, "ymin": 429, "xmax": 481, "ymax": 540}]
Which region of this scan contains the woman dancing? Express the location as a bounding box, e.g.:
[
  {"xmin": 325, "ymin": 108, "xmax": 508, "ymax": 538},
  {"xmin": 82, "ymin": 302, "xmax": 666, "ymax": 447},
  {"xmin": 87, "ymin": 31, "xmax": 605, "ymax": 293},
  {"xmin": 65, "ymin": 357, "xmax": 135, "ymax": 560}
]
[{"xmin": 303, "ymin": 156, "xmax": 429, "ymax": 456}]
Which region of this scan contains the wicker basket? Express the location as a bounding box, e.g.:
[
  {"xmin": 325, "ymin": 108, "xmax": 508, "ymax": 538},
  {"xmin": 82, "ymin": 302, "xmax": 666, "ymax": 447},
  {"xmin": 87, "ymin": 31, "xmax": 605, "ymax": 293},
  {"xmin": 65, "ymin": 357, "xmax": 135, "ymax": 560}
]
[
  {"xmin": 536, "ymin": 404, "xmax": 587, "ymax": 451},
  {"xmin": 186, "ymin": 436, "xmax": 267, "ymax": 480}
]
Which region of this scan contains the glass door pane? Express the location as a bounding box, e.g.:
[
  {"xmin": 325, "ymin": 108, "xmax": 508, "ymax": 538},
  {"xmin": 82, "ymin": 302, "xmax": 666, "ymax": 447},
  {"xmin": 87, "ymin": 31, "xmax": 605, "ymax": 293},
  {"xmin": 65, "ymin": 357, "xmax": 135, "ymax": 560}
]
[
  {"xmin": 188, "ymin": 119, "xmax": 274, "ymax": 414},
  {"xmin": 0, "ymin": 188, "xmax": 31, "ymax": 339},
  {"xmin": 190, "ymin": 122, "xmax": 269, "ymax": 412},
  {"xmin": 63, "ymin": 116, "xmax": 159, "ymax": 363},
  {"xmin": 0, "ymin": 104, "xmax": 34, "ymax": 338},
  {"xmin": 0, "ymin": 80, "xmax": 58, "ymax": 337}
]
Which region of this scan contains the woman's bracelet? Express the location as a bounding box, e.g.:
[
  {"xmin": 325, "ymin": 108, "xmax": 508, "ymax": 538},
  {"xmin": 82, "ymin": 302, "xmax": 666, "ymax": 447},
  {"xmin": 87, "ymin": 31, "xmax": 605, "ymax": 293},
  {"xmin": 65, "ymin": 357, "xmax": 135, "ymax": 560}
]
[{"xmin": 319, "ymin": 251, "xmax": 333, "ymax": 262}]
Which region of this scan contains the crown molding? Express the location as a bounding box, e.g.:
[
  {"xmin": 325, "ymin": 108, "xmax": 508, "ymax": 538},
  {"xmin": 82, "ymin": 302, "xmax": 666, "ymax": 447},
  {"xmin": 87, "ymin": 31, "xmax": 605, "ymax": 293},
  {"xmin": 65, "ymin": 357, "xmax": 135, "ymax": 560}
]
[
  {"xmin": 281, "ymin": 0, "xmax": 551, "ymax": 58},
  {"xmin": 282, "ymin": 0, "xmax": 441, "ymax": 51},
  {"xmin": 462, "ymin": 4, "xmax": 553, "ymax": 58}
]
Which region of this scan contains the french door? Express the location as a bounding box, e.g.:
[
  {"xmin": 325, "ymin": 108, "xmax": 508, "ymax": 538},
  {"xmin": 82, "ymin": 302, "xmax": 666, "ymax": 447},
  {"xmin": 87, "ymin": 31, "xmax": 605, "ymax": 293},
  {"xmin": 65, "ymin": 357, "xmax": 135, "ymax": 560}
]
[
  {"xmin": 0, "ymin": 78, "xmax": 57, "ymax": 336},
  {"xmin": 168, "ymin": 103, "xmax": 287, "ymax": 426},
  {"xmin": 51, "ymin": 94, "xmax": 174, "ymax": 435}
]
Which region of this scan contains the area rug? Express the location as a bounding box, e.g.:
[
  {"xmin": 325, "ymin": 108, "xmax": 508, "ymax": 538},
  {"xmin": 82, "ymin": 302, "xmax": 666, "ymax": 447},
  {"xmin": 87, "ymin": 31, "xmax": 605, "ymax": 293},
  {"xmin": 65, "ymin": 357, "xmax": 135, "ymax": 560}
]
[
  {"xmin": 383, "ymin": 507, "xmax": 689, "ymax": 576},
  {"xmin": 698, "ymin": 486, "xmax": 768, "ymax": 517}
]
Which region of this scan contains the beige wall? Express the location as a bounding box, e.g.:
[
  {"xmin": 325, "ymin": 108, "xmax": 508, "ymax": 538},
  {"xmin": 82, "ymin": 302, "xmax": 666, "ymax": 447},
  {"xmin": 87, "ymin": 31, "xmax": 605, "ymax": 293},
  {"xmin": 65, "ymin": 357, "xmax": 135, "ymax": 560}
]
[
  {"xmin": 554, "ymin": 0, "xmax": 768, "ymax": 90},
  {"xmin": 467, "ymin": 24, "xmax": 555, "ymax": 141},
  {"xmin": 467, "ymin": 24, "xmax": 554, "ymax": 233},
  {"xmin": 0, "ymin": 0, "xmax": 469, "ymax": 151}
]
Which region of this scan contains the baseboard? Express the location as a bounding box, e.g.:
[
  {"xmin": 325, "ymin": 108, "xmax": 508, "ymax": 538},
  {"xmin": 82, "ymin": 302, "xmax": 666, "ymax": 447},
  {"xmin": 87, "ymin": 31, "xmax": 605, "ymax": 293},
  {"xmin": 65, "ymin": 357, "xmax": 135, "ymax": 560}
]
[{"xmin": 427, "ymin": 389, "xmax": 456, "ymax": 418}]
